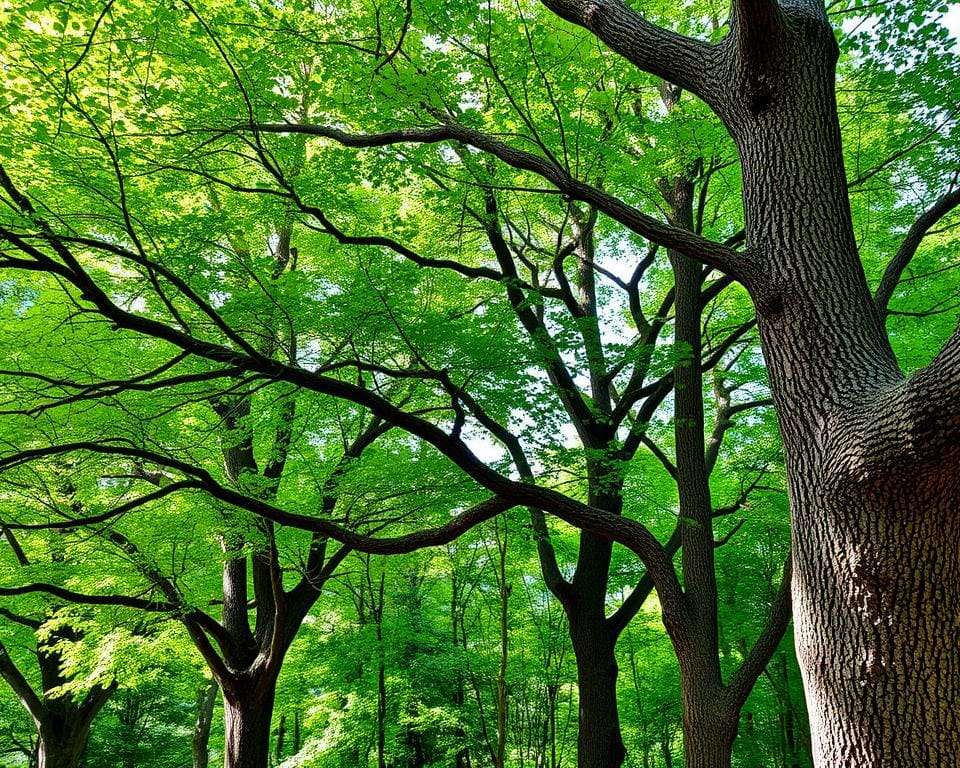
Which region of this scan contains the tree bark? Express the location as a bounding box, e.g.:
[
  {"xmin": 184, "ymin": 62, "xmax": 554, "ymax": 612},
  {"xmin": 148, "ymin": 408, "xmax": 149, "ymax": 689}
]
[
  {"xmin": 222, "ymin": 674, "xmax": 278, "ymax": 768},
  {"xmin": 567, "ymin": 616, "xmax": 625, "ymax": 768},
  {"xmin": 681, "ymin": 723, "xmax": 737, "ymax": 768},
  {"xmin": 36, "ymin": 732, "xmax": 88, "ymax": 768},
  {"xmin": 193, "ymin": 680, "xmax": 218, "ymax": 768},
  {"xmin": 715, "ymin": 3, "xmax": 960, "ymax": 764}
]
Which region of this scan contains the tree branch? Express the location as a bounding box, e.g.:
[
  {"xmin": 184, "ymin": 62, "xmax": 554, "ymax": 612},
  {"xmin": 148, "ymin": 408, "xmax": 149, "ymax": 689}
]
[
  {"xmin": 874, "ymin": 187, "xmax": 960, "ymax": 315},
  {"xmin": 855, "ymin": 321, "xmax": 960, "ymax": 476},
  {"xmin": 246, "ymin": 122, "xmax": 746, "ymax": 278},
  {"xmin": 0, "ymin": 583, "xmax": 176, "ymax": 613},
  {"xmin": 538, "ymin": 0, "xmax": 716, "ymax": 105},
  {"xmin": 0, "ymin": 641, "xmax": 43, "ymax": 722},
  {"xmin": 726, "ymin": 552, "xmax": 792, "ymax": 708}
]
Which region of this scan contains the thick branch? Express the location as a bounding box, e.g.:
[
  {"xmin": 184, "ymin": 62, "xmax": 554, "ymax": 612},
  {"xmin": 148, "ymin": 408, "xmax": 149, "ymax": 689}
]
[
  {"xmin": 538, "ymin": 0, "xmax": 716, "ymax": 104},
  {"xmin": 607, "ymin": 520, "xmax": 682, "ymax": 636},
  {"xmin": 0, "ymin": 641, "xmax": 43, "ymax": 722},
  {"xmin": 854, "ymin": 321, "xmax": 960, "ymax": 475}
]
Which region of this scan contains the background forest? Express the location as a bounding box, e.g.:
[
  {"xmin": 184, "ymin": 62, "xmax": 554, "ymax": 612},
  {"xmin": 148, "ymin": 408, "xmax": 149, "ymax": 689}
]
[{"xmin": 0, "ymin": 0, "xmax": 957, "ymax": 766}]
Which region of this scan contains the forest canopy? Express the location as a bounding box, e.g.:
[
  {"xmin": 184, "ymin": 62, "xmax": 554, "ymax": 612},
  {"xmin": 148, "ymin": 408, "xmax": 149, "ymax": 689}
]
[{"xmin": 0, "ymin": 1, "xmax": 958, "ymax": 767}]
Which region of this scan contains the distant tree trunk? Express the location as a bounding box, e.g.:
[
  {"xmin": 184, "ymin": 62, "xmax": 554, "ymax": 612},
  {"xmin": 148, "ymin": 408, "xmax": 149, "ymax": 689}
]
[
  {"xmin": 770, "ymin": 653, "xmax": 801, "ymax": 768},
  {"xmin": 450, "ymin": 568, "xmax": 472, "ymax": 768},
  {"xmin": 193, "ymin": 681, "xmax": 218, "ymax": 768},
  {"xmin": 660, "ymin": 739, "xmax": 673, "ymax": 768},
  {"xmin": 494, "ymin": 518, "xmax": 509, "ymax": 768},
  {"xmin": 275, "ymin": 713, "xmax": 286, "ymax": 762},
  {"xmin": 377, "ymin": 655, "xmax": 388, "ymax": 768}
]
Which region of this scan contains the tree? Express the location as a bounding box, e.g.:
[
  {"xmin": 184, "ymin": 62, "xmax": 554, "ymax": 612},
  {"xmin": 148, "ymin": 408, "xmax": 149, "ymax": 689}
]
[
  {"xmin": 1, "ymin": 0, "xmax": 958, "ymax": 766},
  {"xmin": 0, "ymin": 522, "xmax": 116, "ymax": 768},
  {"xmin": 0, "ymin": 3, "xmax": 791, "ymax": 766}
]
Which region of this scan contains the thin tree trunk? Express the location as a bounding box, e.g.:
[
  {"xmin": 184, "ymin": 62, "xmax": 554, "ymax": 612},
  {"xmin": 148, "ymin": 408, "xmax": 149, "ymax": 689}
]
[
  {"xmin": 660, "ymin": 739, "xmax": 673, "ymax": 768},
  {"xmin": 377, "ymin": 656, "xmax": 388, "ymax": 768},
  {"xmin": 275, "ymin": 713, "xmax": 286, "ymax": 762},
  {"xmin": 494, "ymin": 518, "xmax": 509, "ymax": 768},
  {"xmin": 193, "ymin": 680, "xmax": 218, "ymax": 768},
  {"xmin": 375, "ymin": 569, "xmax": 388, "ymax": 768}
]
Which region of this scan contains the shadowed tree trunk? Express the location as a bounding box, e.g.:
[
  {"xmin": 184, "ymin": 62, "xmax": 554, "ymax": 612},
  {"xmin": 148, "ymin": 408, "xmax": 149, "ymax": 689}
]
[
  {"xmin": 1, "ymin": 641, "xmax": 115, "ymax": 768},
  {"xmin": 222, "ymin": 674, "xmax": 278, "ymax": 768},
  {"xmin": 193, "ymin": 680, "xmax": 218, "ymax": 768}
]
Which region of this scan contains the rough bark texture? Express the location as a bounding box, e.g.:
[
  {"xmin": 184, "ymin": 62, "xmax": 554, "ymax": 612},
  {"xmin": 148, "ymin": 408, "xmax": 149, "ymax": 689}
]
[
  {"xmin": 712, "ymin": 2, "xmax": 960, "ymax": 763},
  {"xmin": 222, "ymin": 675, "xmax": 278, "ymax": 768}
]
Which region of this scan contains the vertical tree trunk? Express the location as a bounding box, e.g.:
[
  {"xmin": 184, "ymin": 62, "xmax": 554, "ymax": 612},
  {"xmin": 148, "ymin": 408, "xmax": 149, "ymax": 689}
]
[
  {"xmin": 660, "ymin": 740, "xmax": 673, "ymax": 768},
  {"xmin": 678, "ymin": 684, "xmax": 737, "ymax": 768},
  {"xmin": 36, "ymin": 733, "xmax": 87, "ymax": 768},
  {"xmin": 715, "ymin": 5, "xmax": 960, "ymax": 765},
  {"xmin": 222, "ymin": 677, "xmax": 277, "ymax": 768},
  {"xmin": 377, "ymin": 656, "xmax": 388, "ymax": 768},
  {"xmin": 567, "ymin": 619, "xmax": 625, "ymax": 768},
  {"xmin": 772, "ymin": 653, "xmax": 801, "ymax": 768},
  {"xmin": 494, "ymin": 518, "xmax": 509, "ymax": 768},
  {"xmin": 790, "ymin": 487, "xmax": 960, "ymax": 765},
  {"xmin": 275, "ymin": 713, "xmax": 286, "ymax": 762},
  {"xmin": 662, "ymin": 171, "xmax": 743, "ymax": 768},
  {"xmin": 193, "ymin": 681, "xmax": 218, "ymax": 768}
]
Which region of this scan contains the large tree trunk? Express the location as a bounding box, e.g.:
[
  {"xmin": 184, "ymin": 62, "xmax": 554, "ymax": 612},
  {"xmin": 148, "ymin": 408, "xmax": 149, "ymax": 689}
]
[
  {"xmin": 567, "ymin": 608, "xmax": 625, "ymax": 768},
  {"xmin": 717, "ymin": 4, "xmax": 960, "ymax": 764},
  {"xmin": 789, "ymin": 473, "xmax": 960, "ymax": 764},
  {"xmin": 222, "ymin": 674, "xmax": 278, "ymax": 768},
  {"xmin": 36, "ymin": 731, "xmax": 87, "ymax": 768}
]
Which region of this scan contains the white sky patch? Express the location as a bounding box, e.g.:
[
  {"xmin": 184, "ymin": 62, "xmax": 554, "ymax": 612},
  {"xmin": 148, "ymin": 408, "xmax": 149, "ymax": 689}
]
[{"xmin": 946, "ymin": 4, "xmax": 960, "ymax": 48}]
